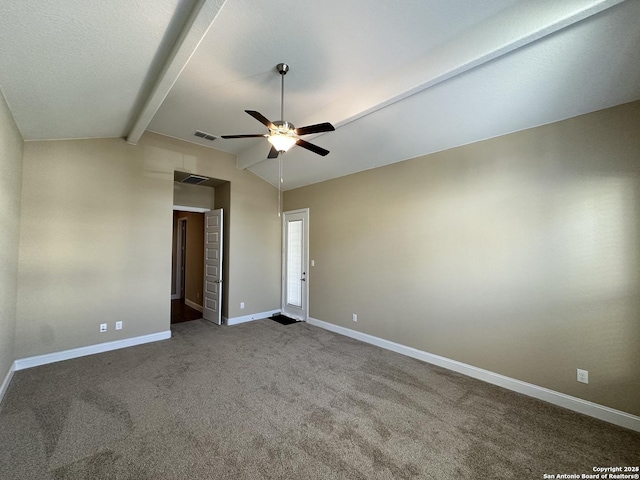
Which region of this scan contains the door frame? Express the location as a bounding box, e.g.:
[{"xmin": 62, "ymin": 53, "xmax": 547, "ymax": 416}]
[
  {"xmin": 173, "ymin": 217, "xmax": 187, "ymax": 300},
  {"xmin": 281, "ymin": 208, "xmax": 309, "ymax": 321},
  {"xmin": 172, "ymin": 206, "xmax": 212, "ymax": 305}
]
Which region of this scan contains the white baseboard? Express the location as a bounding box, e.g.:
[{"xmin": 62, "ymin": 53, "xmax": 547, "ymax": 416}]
[
  {"xmin": 227, "ymin": 309, "xmax": 281, "ymax": 326},
  {"xmin": 307, "ymin": 317, "xmax": 640, "ymax": 433},
  {"xmin": 14, "ymin": 331, "xmax": 172, "ymax": 371},
  {"xmin": 184, "ymin": 298, "xmax": 203, "ymax": 313},
  {"xmin": 0, "ymin": 363, "xmax": 16, "ymax": 406}
]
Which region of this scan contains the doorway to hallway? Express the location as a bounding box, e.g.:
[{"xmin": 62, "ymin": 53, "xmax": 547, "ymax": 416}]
[{"xmin": 171, "ymin": 299, "xmax": 202, "ymax": 324}]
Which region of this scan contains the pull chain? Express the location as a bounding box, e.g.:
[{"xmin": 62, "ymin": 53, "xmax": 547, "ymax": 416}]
[{"xmin": 278, "ymin": 153, "xmax": 283, "ymax": 217}]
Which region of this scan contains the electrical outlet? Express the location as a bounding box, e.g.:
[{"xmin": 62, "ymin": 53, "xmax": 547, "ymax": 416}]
[
  {"xmin": 352, "ymin": 313, "xmax": 358, "ymax": 322},
  {"xmin": 311, "ymin": 260, "xmax": 315, "ymax": 267},
  {"xmin": 115, "ymin": 321, "xmax": 123, "ymax": 330},
  {"xmin": 240, "ymin": 302, "xmax": 245, "ymax": 309},
  {"xmin": 99, "ymin": 323, "xmax": 107, "ymax": 333},
  {"xmin": 577, "ymin": 369, "xmax": 589, "ymax": 384}
]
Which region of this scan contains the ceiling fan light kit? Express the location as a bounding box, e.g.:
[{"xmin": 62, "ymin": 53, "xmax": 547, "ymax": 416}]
[
  {"xmin": 221, "ymin": 63, "xmax": 335, "ymax": 157},
  {"xmin": 267, "ymin": 129, "xmax": 297, "ymax": 152}
]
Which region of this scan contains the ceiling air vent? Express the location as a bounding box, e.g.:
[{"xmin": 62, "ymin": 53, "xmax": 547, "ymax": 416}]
[
  {"xmin": 194, "ymin": 130, "xmax": 216, "ymax": 141},
  {"xmin": 181, "ymin": 174, "xmax": 209, "ymax": 185}
]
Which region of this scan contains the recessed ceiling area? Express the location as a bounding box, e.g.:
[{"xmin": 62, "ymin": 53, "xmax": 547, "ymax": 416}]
[{"xmin": 1, "ymin": 0, "xmax": 638, "ymax": 190}]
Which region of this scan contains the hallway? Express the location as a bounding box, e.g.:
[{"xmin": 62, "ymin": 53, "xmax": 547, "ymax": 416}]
[{"xmin": 171, "ymin": 299, "xmax": 202, "ymax": 324}]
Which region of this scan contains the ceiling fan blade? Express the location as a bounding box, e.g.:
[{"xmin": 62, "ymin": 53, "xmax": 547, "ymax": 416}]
[
  {"xmin": 221, "ymin": 134, "xmax": 266, "ymax": 139},
  {"xmin": 267, "ymin": 146, "xmax": 279, "ymax": 158},
  {"xmin": 296, "ymin": 139, "xmax": 329, "ymax": 156},
  {"xmin": 295, "ymin": 122, "xmax": 335, "ymax": 136},
  {"xmin": 245, "ymin": 110, "xmax": 274, "ymax": 129}
]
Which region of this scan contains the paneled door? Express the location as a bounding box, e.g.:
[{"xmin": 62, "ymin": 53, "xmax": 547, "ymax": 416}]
[
  {"xmin": 203, "ymin": 209, "xmax": 223, "ymax": 325},
  {"xmin": 282, "ymin": 209, "xmax": 309, "ymax": 321}
]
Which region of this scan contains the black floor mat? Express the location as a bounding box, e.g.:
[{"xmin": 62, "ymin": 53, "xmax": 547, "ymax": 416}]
[{"xmin": 270, "ymin": 314, "xmax": 298, "ymax": 325}]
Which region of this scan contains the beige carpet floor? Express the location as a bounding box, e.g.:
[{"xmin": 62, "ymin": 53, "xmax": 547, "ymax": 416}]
[{"xmin": 1, "ymin": 319, "xmax": 638, "ymax": 479}]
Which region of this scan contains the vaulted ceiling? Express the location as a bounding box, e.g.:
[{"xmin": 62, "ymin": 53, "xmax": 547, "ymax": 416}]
[{"xmin": 1, "ymin": 0, "xmax": 639, "ymax": 190}]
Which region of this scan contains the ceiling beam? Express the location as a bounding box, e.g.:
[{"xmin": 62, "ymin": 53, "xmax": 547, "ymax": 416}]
[
  {"xmin": 126, "ymin": 0, "xmax": 227, "ymax": 145},
  {"xmin": 238, "ymin": 0, "xmax": 626, "ymax": 170}
]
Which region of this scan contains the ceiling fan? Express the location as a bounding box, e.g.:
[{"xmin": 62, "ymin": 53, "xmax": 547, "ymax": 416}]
[{"xmin": 221, "ymin": 63, "xmax": 335, "ymax": 158}]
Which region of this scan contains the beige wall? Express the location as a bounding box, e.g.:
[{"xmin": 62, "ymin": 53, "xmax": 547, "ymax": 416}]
[
  {"xmin": 16, "ymin": 133, "xmax": 280, "ymax": 358},
  {"xmin": 284, "ymin": 100, "xmax": 640, "ymax": 417},
  {"xmin": 0, "ymin": 90, "xmax": 23, "ymax": 384},
  {"xmin": 173, "ymin": 182, "xmax": 215, "ymax": 210}
]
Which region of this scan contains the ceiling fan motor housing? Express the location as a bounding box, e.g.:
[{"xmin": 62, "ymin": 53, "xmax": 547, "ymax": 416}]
[{"xmin": 271, "ymin": 120, "xmax": 295, "ymax": 135}]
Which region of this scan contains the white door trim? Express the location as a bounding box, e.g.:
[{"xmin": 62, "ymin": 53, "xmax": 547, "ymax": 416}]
[{"xmin": 282, "ymin": 208, "xmax": 309, "ymax": 321}]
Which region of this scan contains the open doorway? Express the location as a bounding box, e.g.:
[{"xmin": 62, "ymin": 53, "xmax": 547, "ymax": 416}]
[
  {"xmin": 171, "ymin": 172, "xmax": 231, "ymax": 325},
  {"xmin": 171, "ymin": 211, "xmax": 205, "ymax": 324}
]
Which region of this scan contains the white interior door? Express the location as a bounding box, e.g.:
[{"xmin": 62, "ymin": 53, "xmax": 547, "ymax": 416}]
[
  {"xmin": 203, "ymin": 209, "xmax": 223, "ymax": 325},
  {"xmin": 282, "ymin": 209, "xmax": 309, "ymax": 321}
]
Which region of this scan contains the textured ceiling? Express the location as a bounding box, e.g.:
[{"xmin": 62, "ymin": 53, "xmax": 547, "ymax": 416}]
[
  {"xmin": 1, "ymin": 0, "xmax": 639, "ymax": 189},
  {"xmin": 0, "ymin": 0, "xmax": 201, "ymax": 139}
]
